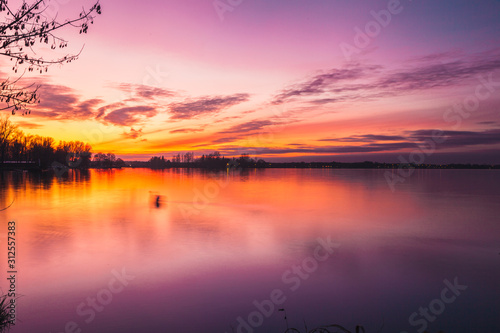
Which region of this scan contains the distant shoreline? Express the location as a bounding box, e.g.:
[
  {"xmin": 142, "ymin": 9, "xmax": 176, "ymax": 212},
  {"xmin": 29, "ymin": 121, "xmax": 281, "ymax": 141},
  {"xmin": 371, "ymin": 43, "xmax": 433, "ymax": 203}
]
[
  {"xmin": 2, "ymin": 161, "xmax": 499, "ymax": 171},
  {"xmin": 127, "ymin": 160, "xmax": 500, "ymax": 170}
]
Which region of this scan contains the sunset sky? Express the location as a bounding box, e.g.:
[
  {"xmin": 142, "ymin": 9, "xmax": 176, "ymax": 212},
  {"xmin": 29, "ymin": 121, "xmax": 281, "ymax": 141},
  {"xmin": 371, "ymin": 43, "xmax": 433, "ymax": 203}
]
[{"xmin": 4, "ymin": 0, "xmax": 500, "ymax": 162}]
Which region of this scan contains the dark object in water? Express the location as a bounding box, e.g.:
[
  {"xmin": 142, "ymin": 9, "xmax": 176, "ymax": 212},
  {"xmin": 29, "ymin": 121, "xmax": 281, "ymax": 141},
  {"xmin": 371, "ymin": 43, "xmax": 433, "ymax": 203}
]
[{"xmin": 149, "ymin": 191, "xmax": 166, "ymax": 208}]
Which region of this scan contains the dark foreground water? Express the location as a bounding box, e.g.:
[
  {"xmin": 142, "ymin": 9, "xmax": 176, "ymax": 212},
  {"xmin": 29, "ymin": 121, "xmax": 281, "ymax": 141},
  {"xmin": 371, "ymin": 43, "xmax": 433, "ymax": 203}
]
[{"xmin": 0, "ymin": 168, "xmax": 499, "ymax": 333}]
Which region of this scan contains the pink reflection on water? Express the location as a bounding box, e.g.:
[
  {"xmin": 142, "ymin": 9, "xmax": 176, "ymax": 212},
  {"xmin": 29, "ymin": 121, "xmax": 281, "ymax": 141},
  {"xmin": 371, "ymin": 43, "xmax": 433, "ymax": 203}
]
[{"xmin": 0, "ymin": 169, "xmax": 498, "ymax": 332}]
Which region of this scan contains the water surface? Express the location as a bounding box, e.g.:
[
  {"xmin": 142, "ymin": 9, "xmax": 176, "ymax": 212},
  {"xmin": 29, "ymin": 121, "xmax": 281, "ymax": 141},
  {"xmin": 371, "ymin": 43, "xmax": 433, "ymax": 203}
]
[{"xmin": 0, "ymin": 168, "xmax": 499, "ymax": 332}]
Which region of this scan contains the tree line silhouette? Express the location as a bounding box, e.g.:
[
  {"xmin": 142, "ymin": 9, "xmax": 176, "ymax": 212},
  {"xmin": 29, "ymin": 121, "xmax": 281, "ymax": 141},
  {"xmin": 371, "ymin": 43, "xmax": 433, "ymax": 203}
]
[
  {"xmin": 0, "ymin": 115, "xmax": 91, "ymax": 169},
  {"xmin": 0, "ymin": 115, "xmax": 125, "ymax": 170},
  {"xmin": 147, "ymin": 152, "xmax": 268, "ymax": 169},
  {"xmin": 2, "ymin": 115, "xmax": 499, "ymax": 172}
]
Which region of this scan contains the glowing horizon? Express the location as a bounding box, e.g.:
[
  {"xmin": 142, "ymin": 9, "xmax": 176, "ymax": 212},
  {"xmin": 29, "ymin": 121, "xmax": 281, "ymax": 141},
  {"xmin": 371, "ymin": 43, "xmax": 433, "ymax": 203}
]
[{"xmin": 3, "ymin": 0, "xmax": 500, "ymax": 163}]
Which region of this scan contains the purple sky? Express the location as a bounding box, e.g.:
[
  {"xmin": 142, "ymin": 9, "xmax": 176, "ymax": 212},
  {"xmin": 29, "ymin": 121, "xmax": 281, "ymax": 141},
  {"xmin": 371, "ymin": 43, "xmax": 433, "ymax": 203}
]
[{"xmin": 4, "ymin": 0, "xmax": 500, "ymax": 163}]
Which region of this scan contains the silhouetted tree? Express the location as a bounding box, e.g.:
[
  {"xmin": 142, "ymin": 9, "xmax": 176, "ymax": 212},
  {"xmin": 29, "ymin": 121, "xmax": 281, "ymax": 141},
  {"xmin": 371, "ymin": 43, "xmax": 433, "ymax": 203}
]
[
  {"xmin": 183, "ymin": 152, "xmax": 194, "ymax": 164},
  {"xmin": 8, "ymin": 128, "xmax": 25, "ymax": 161},
  {"xmin": 115, "ymin": 158, "xmax": 126, "ymax": 168},
  {"xmin": 56, "ymin": 140, "xmax": 92, "ymax": 169},
  {"xmin": 93, "ymin": 152, "xmax": 115, "ymax": 168},
  {"xmin": 237, "ymin": 153, "xmax": 255, "ymax": 167},
  {"xmin": 0, "ymin": 115, "xmax": 95, "ymax": 169},
  {"xmin": 256, "ymin": 159, "xmax": 266, "ymax": 168},
  {"xmin": 149, "ymin": 156, "xmax": 168, "ymax": 169},
  {"xmin": 0, "ymin": 114, "xmax": 16, "ymax": 163},
  {"xmin": 28, "ymin": 134, "xmax": 55, "ymax": 168},
  {"xmin": 194, "ymin": 151, "xmax": 230, "ymax": 169},
  {"xmin": 0, "ymin": 0, "xmax": 102, "ymax": 114}
]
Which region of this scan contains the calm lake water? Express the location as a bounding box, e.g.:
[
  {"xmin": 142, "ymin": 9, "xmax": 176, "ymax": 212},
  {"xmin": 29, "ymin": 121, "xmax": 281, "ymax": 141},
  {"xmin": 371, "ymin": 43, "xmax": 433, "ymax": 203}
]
[{"xmin": 1, "ymin": 168, "xmax": 499, "ymax": 333}]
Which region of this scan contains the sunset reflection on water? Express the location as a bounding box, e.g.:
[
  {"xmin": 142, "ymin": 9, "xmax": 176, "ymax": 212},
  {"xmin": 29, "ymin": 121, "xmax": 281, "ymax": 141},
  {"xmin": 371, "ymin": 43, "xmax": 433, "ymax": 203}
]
[{"xmin": 0, "ymin": 168, "xmax": 499, "ymax": 332}]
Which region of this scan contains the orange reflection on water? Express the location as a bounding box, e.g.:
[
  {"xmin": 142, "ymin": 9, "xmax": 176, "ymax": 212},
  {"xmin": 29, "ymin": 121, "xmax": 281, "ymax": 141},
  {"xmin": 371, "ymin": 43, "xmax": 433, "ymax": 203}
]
[
  {"xmin": 1, "ymin": 168, "xmax": 499, "ymax": 332},
  {"xmin": 1, "ymin": 168, "xmax": 423, "ymax": 295}
]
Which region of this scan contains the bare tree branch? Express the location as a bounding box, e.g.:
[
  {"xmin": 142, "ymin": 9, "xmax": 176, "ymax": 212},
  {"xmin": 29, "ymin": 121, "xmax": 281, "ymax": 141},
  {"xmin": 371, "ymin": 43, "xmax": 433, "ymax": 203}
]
[{"xmin": 0, "ymin": 0, "xmax": 102, "ymax": 115}]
